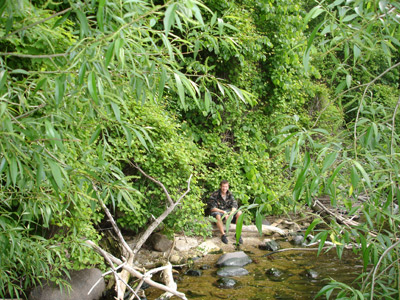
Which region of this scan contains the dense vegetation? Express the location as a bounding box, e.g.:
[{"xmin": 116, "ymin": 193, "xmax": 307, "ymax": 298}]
[{"xmin": 0, "ymin": 0, "xmax": 399, "ymax": 299}]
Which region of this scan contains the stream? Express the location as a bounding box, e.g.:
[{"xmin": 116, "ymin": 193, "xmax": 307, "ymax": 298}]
[{"xmin": 145, "ymin": 240, "xmax": 363, "ymax": 300}]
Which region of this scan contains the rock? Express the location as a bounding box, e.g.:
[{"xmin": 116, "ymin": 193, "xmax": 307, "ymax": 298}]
[
  {"xmin": 216, "ymin": 251, "xmax": 252, "ymax": 267},
  {"xmin": 29, "ymin": 268, "xmax": 105, "ymax": 300},
  {"xmin": 259, "ymin": 239, "xmax": 280, "ymax": 251},
  {"xmin": 200, "ymin": 264, "xmax": 211, "ymax": 270},
  {"xmin": 265, "ymin": 268, "xmax": 288, "ymax": 282},
  {"xmin": 215, "ymin": 277, "xmax": 240, "ymax": 289},
  {"xmin": 185, "ymin": 269, "xmax": 202, "ymax": 276},
  {"xmin": 170, "ymin": 254, "xmax": 184, "ymax": 265},
  {"xmin": 291, "ymin": 234, "xmax": 304, "ymax": 246},
  {"xmin": 216, "ymin": 266, "xmax": 249, "ymax": 277},
  {"xmin": 303, "ymin": 269, "xmax": 319, "ymax": 279},
  {"xmin": 147, "ymin": 233, "xmax": 172, "ymax": 252},
  {"xmin": 197, "ymin": 241, "xmax": 220, "ymax": 254},
  {"xmin": 175, "ymin": 237, "xmax": 198, "ymax": 252}
]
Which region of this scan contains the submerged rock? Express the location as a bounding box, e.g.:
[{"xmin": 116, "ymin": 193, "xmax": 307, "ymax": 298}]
[
  {"xmin": 265, "ymin": 268, "xmax": 288, "ymax": 282},
  {"xmin": 302, "ymin": 269, "xmax": 319, "ymax": 279},
  {"xmin": 217, "ymin": 266, "xmax": 249, "ymax": 277},
  {"xmin": 259, "ymin": 239, "xmax": 280, "ymax": 251},
  {"xmin": 185, "ymin": 269, "xmax": 202, "ymax": 276},
  {"xmin": 215, "ymin": 277, "xmax": 240, "ymax": 289},
  {"xmin": 216, "ymin": 251, "xmax": 252, "ymax": 267}
]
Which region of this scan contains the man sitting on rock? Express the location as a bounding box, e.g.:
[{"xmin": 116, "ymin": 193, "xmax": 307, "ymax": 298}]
[{"xmin": 208, "ymin": 180, "xmax": 243, "ymax": 244}]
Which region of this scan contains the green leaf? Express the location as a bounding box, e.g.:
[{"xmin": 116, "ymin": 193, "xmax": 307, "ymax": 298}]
[
  {"xmin": 0, "ymin": 69, "xmax": 7, "ymax": 91},
  {"xmin": 353, "ymin": 161, "xmax": 371, "ymax": 188},
  {"xmin": 353, "ymin": 45, "xmax": 361, "ymax": 62},
  {"xmin": 304, "ymin": 218, "xmax": 322, "ymax": 239},
  {"xmin": 321, "ymin": 152, "xmax": 338, "ymax": 173},
  {"xmin": 48, "ymin": 160, "xmax": 63, "ymax": 190},
  {"xmin": 10, "ymin": 156, "xmax": 18, "ymax": 185},
  {"xmin": 0, "ymin": 157, "xmax": 7, "ymax": 175},
  {"xmin": 89, "ymin": 126, "xmax": 102, "ymax": 144},
  {"xmin": 164, "ymin": 3, "xmax": 177, "ymax": 36},
  {"xmin": 317, "ymin": 231, "xmax": 328, "ymax": 255},
  {"xmin": 88, "ymin": 71, "xmax": 99, "ymax": 104},
  {"xmin": 228, "ymin": 84, "xmax": 246, "ymax": 104},
  {"xmin": 174, "ymin": 73, "xmax": 185, "ymax": 109},
  {"xmin": 304, "ymin": 6, "xmax": 325, "ymax": 25},
  {"xmin": 55, "ymin": 75, "xmax": 66, "ymax": 106},
  {"xmin": 293, "ymin": 152, "xmax": 311, "ymax": 201},
  {"xmin": 97, "ymin": 0, "xmax": 105, "ymax": 32},
  {"xmin": 255, "ymin": 209, "xmax": 263, "ymax": 236},
  {"xmin": 303, "ymin": 21, "xmax": 324, "ymax": 72},
  {"xmin": 204, "ymin": 90, "xmax": 211, "ymax": 112},
  {"xmin": 132, "ymin": 128, "xmax": 149, "ymax": 151},
  {"xmin": 105, "ymin": 42, "xmax": 115, "ymax": 67},
  {"xmin": 76, "ymin": 10, "xmax": 89, "ymax": 36},
  {"xmin": 53, "ymin": 11, "xmax": 71, "ymax": 29},
  {"xmin": 110, "ymin": 102, "xmax": 121, "ymax": 122},
  {"xmin": 235, "ymin": 212, "xmax": 245, "ymax": 244},
  {"xmin": 346, "ymin": 74, "xmax": 352, "ymax": 88}
]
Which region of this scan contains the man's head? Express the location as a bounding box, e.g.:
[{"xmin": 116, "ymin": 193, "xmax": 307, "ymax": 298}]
[{"xmin": 220, "ymin": 180, "xmax": 229, "ymax": 194}]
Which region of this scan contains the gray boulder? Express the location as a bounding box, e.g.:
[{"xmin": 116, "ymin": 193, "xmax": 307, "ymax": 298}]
[
  {"xmin": 29, "ymin": 268, "xmax": 105, "ymax": 300},
  {"xmin": 147, "ymin": 233, "xmax": 173, "ymax": 252},
  {"xmin": 216, "ymin": 251, "xmax": 252, "ymax": 267},
  {"xmin": 216, "ymin": 266, "xmax": 249, "ymax": 277},
  {"xmin": 259, "ymin": 239, "xmax": 280, "ymax": 251}
]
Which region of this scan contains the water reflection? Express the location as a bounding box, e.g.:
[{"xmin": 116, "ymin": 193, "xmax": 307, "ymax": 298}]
[{"xmin": 146, "ymin": 241, "xmax": 363, "ymax": 300}]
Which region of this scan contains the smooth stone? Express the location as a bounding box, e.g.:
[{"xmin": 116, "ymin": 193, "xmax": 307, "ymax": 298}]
[
  {"xmin": 147, "ymin": 233, "xmax": 172, "ymax": 252},
  {"xmin": 217, "ymin": 266, "xmax": 249, "ymax": 277},
  {"xmin": 215, "ymin": 277, "xmax": 240, "ymax": 289},
  {"xmin": 216, "ymin": 251, "xmax": 252, "ymax": 267},
  {"xmin": 259, "ymin": 239, "xmax": 280, "ymax": 251},
  {"xmin": 197, "ymin": 241, "xmax": 221, "ymax": 254},
  {"xmin": 265, "ymin": 268, "xmax": 287, "ymax": 282}
]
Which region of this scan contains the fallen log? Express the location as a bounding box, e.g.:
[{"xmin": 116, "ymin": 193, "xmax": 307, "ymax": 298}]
[{"xmin": 228, "ymin": 224, "xmax": 287, "ymax": 236}]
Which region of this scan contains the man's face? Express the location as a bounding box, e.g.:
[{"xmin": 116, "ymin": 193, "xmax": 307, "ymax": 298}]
[{"xmin": 221, "ymin": 183, "xmax": 229, "ymax": 194}]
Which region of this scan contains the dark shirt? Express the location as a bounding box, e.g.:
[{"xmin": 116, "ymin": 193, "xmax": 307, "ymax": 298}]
[{"xmin": 208, "ymin": 189, "xmax": 238, "ymax": 211}]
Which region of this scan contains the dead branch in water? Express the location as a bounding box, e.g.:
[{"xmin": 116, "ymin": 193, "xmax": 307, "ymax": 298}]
[{"xmin": 87, "ymin": 163, "xmax": 192, "ymax": 300}]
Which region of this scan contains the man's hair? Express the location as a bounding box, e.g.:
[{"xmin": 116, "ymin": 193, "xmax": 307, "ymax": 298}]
[{"xmin": 220, "ymin": 180, "xmax": 229, "ymax": 186}]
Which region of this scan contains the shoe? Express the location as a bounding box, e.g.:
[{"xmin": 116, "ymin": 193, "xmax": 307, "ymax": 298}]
[
  {"xmin": 235, "ymin": 234, "xmax": 243, "ymax": 244},
  {"xmin": 221, "ymin": 234, "xmax": 228, "ymax": 244}
]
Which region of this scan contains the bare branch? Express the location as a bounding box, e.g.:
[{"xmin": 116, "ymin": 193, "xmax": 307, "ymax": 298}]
[
  {"xmin": 0, "ymin": 52, "xmax": 68, "ymax": 58},
  {"xmin": 129, "ymin": 161, "xmax": 174, "ymax": 206}
]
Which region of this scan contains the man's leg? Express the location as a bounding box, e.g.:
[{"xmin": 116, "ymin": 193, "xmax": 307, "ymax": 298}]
[{"xmin": 213, "ymin": 213, "xmax": 228, "ymax": 244}]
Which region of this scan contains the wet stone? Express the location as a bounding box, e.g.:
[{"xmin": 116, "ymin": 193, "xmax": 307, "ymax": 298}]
[
  {"xmin": 291, "ymin": 234, "xmax": 304, "ymax": 246},
  {"xmin": 265, "ymin": 268, "xmax": 288, "ymax": 282},
  {"xmin": 200, "ymin": 264, "xmax": 211, "ymax": 270},
  {"xmin": 303, "ymin": 269, "xmax": 319, "ymax": 279},
  {"xmin": 185, "ymin": 269, "xmax": 202, "ymax": 276},
  {"xmin": 215, "ymin": 277, "xmax": 240, "ymax": 289},
  {"xmin": 259, "ymin": 239, "xmax": 280, "ymax": 251},
  {"xmin": 216, "ymin": 251, "xmax": 252, "ymax": 267},
  {"xmin": 217, "ymin": 266, "xmax": 249, "ymax": 277}
]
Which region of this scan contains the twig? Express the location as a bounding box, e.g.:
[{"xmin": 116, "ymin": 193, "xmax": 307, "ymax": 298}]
[
  {"xmin": 370, "ymin": 239, "xmax": 400, "ymax": 300},
  {"xmin": 1, "ymin": 7, "xmax": 73, "ymax": 40},
  {"xmin": 130, "ymin": 161, "xmax": 174, "ymax": 206},
  {"xmin": 0, "ymin": 52, "xmax": 68, "ymax": 58}
]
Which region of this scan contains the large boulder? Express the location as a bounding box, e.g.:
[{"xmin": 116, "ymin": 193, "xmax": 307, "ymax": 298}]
[
  {"xmin": 216, "ymin": 251, "xmax": 252, "ymax": 267},
  {"xmin": 29, "ymin": 268, "xmax": 105, "ymax": 300},
  {"xmin": 216, "ymin": 266, "xmax": 249, "ymax": 277},
  {"xmin": 147, "ymin": 233, "xmax": 173, "ymax": 252}
]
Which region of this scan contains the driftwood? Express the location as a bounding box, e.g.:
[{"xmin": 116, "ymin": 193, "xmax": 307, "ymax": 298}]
[
  {"xmin": 155, "ymin": 262, "xmax": 176, "ymax": 300},
  {"xmin": 229, "ymin": 224, "xmax": 287, "ymax": 236},
  {"xmin": 87, "ymin": 162, "xmax": 192, "ymax": 300}
]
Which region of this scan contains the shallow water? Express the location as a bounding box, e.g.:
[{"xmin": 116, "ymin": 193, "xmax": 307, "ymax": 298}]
[{"xmin": 145, "ymin": 240, "xmax": 363, "ymax": 300}]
